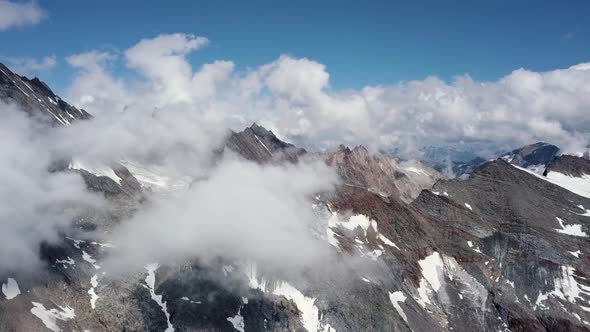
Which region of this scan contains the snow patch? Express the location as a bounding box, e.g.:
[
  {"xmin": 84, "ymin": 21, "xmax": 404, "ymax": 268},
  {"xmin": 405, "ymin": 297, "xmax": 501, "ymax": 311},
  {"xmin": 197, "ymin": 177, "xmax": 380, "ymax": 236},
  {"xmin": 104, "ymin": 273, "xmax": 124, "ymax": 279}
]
[
  {"xmin": 30, "ymin": 302, "xmax": 75, "ymax": 332},
  {"xmin": 327, "ymin": 213, "xmax": 399, "ymax": 253},
  {"xmin": 273, "ymin": 281, "xmax": 319, "ymax": 332},
  {"xmin": 70, "ymin": 160, "xmax": 122, "ymax": 184},
  {"xmin": 55, "ymin": 256, "xmax": 75, "ymax": 269},
  {"xmin": 246, "ymin": 262, "xmax": 328, "ymax": 332},
  {"xmin": 416, "ymin": 252, "xmax": 444, "ymax": 307},
  {"xmin": 82, "ymin": 251, "xmax": 101, "ymax": 269},
  {"xmin": 404, "ymin": 166, "xmax": 427, "ymax": 176},
  {"xmin": 466, "ymin": 240, "xmax": 482, "ymax": 253},
  {"xmin": 577, "ymin": 205, "xmax": 590, "ymax": 217},
  {"xmin": 227, "ymin": 308, "xmax": 245, "ymax": 332},
  {"xmin": 2, "ymin": 278, "xmax": 20, "ymax": 299},
  {"xmin": 464, "ymin": 203, "xmax": 473, "ymax": 211},
  {"xmin": 88, "ymin": 275, "xmax": 99, "ymax": 309},
  {"xmin": 546, "ymin": 172, "xmax": 590, "ymax": 199},
  {"xmin": 66, "ymin": 237, "xmax": 84, "ymax": 249},
  {"xmin": 512, "ymin": 165, "xmax": 590, "ymax": 199},
  {"xmin": 145, "ymin": 263, "xmax": 174, "ymax": 332},
  {"xmin": 389, "ymin": 291, "xmax": 408, "ymax": 324},
  {"xmin": 555, "ymin": 217, "xmax": 587, "ymax": 237}
]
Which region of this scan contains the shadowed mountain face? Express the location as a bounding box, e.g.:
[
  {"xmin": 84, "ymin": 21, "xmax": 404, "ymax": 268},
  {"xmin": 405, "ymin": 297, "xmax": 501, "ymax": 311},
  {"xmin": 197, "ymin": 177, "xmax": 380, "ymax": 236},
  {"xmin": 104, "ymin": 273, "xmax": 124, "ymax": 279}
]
[
  {"xmin": 0, "ymin": 63, "xmax": 91, "ymax": 125},
  {"xmin": 454, "ymin": 142, "xmax": 561, "ymax": 178},
  {"xmin": 2, "ymin": 63, "xmax": 590, "ymax": 331},
  {"xmin": 225, "ymin": 123, "xmax": 307, "ymax": 163},
  {"xmin": 500, "ymin": 142, "xmax": 560, "ymax": 170},
  {"xmin": 546, "ymin": 155, "xmax": 590, "ymax": 177}
]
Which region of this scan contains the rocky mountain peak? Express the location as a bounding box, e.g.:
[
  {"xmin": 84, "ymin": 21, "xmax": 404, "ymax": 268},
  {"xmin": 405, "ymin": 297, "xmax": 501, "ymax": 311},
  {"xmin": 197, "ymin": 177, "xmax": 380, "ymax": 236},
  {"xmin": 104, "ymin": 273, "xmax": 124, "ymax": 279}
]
[
  {"xmin": 318, "ymin": 146, "xmax": 442, "ymax": 203},
  {"xmin": 336, "ymin": 144, "xmax": 351, "ymax": 154},
  {"xmin": 500, "ymin": 141, "xmax": 560, "ymax": 169},
  {"xmin": 545, "ymin": 154, "xmax": 590, "ymax": 177},
  {"xmin": 351, "ymin": 145, "xmax": 369, "ymax": 156},
  {"xmin": 225, "ymin": 123, "xmax": 306, "ymax": 163},
  {"xmin": 0, "ymin": 62, "xmax": 91, "ymax": 125}
]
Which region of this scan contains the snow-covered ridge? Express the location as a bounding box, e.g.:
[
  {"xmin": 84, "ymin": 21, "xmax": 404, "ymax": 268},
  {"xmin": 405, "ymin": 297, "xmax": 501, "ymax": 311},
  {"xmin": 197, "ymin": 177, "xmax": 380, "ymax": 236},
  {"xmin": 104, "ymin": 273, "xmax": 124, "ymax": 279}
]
[
  {"xmin": 69, "ymin": 160, "xmax": 122, "ymax": 184},
  {"xmin": 555, "ymin": 217, "xmax": 588, "ymax": 237},
  {"xmin": 512, "ymin": 164, "xmax": 590, "ymax": 199}
]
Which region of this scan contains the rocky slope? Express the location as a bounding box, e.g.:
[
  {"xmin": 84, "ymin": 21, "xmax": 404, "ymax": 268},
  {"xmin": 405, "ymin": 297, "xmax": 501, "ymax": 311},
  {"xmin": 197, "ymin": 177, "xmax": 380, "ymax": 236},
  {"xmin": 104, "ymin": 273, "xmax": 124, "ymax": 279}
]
[
  {"xmin": 225, "ymin": 123, "xmax": 307, "ymax": 163},
  {"xmin": 318, "ymin": 145, "xmax": 442, "ymax": 204},
  {"xmin": 0, "ymin": 63, "xmax": 91, "ymax": 125},
  {"xmin": 454, "ymin": 142, "xmax": 561, "ymax": 178}
]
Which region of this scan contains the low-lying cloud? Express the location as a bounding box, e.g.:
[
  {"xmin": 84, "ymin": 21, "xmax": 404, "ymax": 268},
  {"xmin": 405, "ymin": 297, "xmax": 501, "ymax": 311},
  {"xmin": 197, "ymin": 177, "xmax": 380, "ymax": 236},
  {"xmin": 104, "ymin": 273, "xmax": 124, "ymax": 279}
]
[
  {"xmin": 0, "ymin": 105, "xmax": 101, "ymax": 273},
  {"xmin": 106, "ymin": 157, "xmax": 338, "ymax": 272}
]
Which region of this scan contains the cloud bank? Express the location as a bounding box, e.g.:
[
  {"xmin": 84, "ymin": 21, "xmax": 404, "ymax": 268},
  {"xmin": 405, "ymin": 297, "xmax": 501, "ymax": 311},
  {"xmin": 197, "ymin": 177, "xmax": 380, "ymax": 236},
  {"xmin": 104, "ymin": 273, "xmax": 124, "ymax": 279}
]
[
  {"xmin": 66, "ymin": 33, "xmax": 590, "ymax": 156},
  {"xmin": 0, "ymin": 1, "xmax": 46, "ymax": 31}
]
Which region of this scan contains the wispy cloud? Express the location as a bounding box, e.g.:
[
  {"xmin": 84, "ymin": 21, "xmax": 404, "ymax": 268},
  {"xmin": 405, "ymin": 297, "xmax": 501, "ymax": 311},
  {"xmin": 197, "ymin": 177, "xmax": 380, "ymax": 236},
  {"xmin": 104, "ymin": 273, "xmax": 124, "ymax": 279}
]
[
  {"xmin": 2, "ymin": 55, "xmax": 56, "ymax": 75},
  {"xmin": 0, "ymin": 1, "xmax": 46, "ymax": 31},
  {"xmin": 562, "ymin": 31, "xmax": 575, "ymax": 40}
]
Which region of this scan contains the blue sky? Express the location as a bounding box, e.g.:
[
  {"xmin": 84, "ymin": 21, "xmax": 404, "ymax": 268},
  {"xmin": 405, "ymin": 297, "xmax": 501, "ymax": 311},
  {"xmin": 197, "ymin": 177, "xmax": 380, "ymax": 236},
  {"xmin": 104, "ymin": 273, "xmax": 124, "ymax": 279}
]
[{"xmin": 1, "ymin": 0, "xmax": 589, "ymax": 93}]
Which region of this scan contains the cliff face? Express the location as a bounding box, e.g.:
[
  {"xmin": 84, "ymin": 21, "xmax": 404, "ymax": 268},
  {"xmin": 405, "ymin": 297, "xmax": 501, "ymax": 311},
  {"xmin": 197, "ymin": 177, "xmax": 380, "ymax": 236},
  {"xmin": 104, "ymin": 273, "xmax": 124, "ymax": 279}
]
[
  {"xmin": 0, "ymin": 63, "xmax": 91, "ymax": 125},
  {"xmin": 318, "ymin": 145, "xmax": 442, "ymax": 203}
]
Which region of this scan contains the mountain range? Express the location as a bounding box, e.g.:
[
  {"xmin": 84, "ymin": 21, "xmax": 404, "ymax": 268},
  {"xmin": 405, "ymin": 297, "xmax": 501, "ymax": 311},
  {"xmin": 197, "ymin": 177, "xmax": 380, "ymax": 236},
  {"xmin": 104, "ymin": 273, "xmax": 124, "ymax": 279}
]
[{"xmin": 1, "ymin": 63, "xmax": 590, "ymax": 331}]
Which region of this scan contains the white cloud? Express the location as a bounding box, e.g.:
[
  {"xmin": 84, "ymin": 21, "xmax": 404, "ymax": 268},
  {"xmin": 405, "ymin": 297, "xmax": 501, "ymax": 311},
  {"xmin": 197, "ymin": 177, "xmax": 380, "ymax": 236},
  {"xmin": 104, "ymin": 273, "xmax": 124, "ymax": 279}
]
[
  {"xmin": 106, "ymin": 157, "xmax": 338, "ymax": 271},
  {"xmin": 66, "ymin": 51, "xmax": 115, "ymax": 71},
  {"xmin": 0, "ymin": 1, "xmax": 46, "ymax": 31},
  {"xmin": 125, "ymin": 33, "xmax": 209, "ymax": 104},
  {"xmin": 66, "ymin": 34, "xmax": 590, "ymax": 156},
  {"xmin": 2, "ymin": 55, "xmax": 56, "ymax": 75}
]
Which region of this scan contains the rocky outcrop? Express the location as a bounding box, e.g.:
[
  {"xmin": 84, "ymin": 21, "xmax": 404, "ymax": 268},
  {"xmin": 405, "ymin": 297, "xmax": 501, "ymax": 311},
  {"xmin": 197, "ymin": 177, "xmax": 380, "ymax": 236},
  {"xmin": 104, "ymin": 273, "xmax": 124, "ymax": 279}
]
[
  {"xmin": 319, "ymin": 145, "xmax": 442, "ymax": 203},
  {"xmin": 0, "ymin": 63, "xmax": 90, "ymax": 125},
  {"xmin": 455, "ymin": 142, "xmax": 561, "ymax": 178},
  {"xmin": 500, "ymin": 142, "xmax": 560, "ymax": 171},
  {"xmin": 545, "ymin": 155, "xmax": 590, "ymax": 177},
  {"xmin": 453, "ymin": 156, "xmax": 488, "ymax": 178},
  {"xmin": 225, "ymin": 123, "xmax": 307, "ymax": 163}
]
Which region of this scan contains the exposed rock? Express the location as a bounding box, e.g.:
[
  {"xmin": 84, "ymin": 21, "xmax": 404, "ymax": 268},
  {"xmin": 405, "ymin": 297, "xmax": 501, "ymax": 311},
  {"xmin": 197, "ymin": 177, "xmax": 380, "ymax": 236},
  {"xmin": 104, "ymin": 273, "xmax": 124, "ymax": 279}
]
[
  {"xmin": 0, "ymin": 63, "xmax": 91, "ymax": 125},
  {"xmin": 545, "ymin": 155, "xmax": 590, "ymax": 177},
  {"xmin": 225, "ymin": 123, "xmax": 306, "ymax": 163},
  {"xmin": 500, "ymin": 142, "xmax": 560, "ymax": 172},
  {"xmin": 319, "ymin": 145, "xmax": 442, "ymax": 203}
]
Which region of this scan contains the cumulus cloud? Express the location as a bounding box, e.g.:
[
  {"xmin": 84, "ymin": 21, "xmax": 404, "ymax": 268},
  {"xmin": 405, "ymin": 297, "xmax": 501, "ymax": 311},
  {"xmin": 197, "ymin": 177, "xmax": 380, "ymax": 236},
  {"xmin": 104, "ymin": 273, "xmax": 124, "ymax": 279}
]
[
  {"xmin": 125, "ymin": 33, "xmax": 210, "ymax": 104},
  {"xmin": 2, "ymin": 55, "xmax": 56, "ymax": 75},
  {"xmin": 66, "ymin": 33, "xmax": 590, "ymax": 157},
  {"xmin": 0, "ymin": 104, "xmax": 102, "ymax": 272},
  {"xmin": 0, "ymin": 1, "xmax": 46, "ymax": 31}
]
